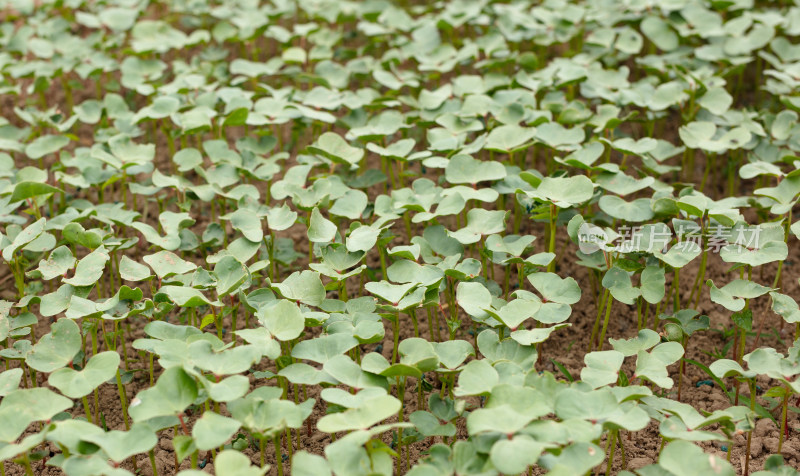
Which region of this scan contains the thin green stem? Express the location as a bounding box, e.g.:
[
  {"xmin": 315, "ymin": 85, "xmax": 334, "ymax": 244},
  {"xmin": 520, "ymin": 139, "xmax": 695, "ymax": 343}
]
[
  {"xmin": 779, "ymin": 387, "xmax": 789, "ymax": 453},
  {"xmin": 274, "ymin": 434, "xmax": 284, "ymax": 476},
  {"xmin": 115, "ymin": 368, "xmax": 130, "ymax": 430},
  {"xmin": 590, "ymin": 288, "xmax": 609, "ymax": 353},
  {"xmin": 605, "ymin": 430, "xmax": 617, "ymax": 476},
  {"xmin": 597, "ymin": 294, "xmax": 614, "ymax": 351},
  {"xmin": 547, "ymin": 204, "xmax": 558, "ymax": 272}
]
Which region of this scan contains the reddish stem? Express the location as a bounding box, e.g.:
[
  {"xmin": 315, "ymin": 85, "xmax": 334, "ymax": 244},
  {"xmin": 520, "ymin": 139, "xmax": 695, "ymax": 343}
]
[{"xmin": 178, "ymin": 413, "xmax": 190, "ymax": 435}]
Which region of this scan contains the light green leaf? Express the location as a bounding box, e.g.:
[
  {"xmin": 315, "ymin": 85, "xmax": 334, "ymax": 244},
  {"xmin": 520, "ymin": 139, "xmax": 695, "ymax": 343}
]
[
  {"xmin": 192, "ymin": 412, "xmax": 241, "ymax": 451},
  {"xmin": 26, "ymin": 318, "xmax": 81, "ymax": 373},
  {"xmin": 48, "ymin": 351, "xmax": 120, "ymax": 398},
  {"xmin": 308, "ymin": 207, "xmax": 337, "ymax": 243}
]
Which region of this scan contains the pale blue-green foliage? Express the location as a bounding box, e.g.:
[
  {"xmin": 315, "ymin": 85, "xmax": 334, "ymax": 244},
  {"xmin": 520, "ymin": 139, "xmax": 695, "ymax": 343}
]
[{"xmin": 1, "ymin": 0, "xmax": 800, "ymax": 475}]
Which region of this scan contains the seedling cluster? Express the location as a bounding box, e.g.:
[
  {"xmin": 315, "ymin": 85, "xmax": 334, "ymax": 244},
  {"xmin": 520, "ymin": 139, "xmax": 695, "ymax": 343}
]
[{"xmin": 1, "ymin": 0, "xmax": 800, "ymax": 475}]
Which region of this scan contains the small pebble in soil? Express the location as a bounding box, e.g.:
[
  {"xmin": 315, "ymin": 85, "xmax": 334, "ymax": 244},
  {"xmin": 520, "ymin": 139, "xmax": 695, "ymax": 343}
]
[
  {"xmin": 282, "ymin": 454, "xmax": 288, "ymax": 461},
  {"xmin": 721, "ymin": 445, "xmax": 728, "ymax": 451},
  {"xmin": 374, "ymin": 344, "xmax": 383, "ymax": 353},
  {"xmin": 198, "ymin": 459, "xmax": 207, "ymax": 469},
  {"xmin": 696, "ymin": 380, "xmax": 714, "ymax": 388}
]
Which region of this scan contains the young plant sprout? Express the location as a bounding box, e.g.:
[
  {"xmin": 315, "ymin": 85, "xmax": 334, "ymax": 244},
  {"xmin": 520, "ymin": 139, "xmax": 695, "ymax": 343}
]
[{"xmin": 1, "ymin": 2, "xmax": 800, "ymax": 476}]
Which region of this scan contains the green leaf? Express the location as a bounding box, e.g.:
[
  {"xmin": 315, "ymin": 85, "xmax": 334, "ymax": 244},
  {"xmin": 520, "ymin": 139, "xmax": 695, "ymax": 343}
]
[
  {"xmin": 346, "ymin": 225, "xmax": 381, "ymax": 253},
  {"xmin": 634, "ymin": 342, "xmax": 684, "ymax": 388},
  {"xmin": 477, "ymin": 329, "xmax": 537, "ymax": 367},
  {"xmin": 308, "ymin": 207, "xmax": 337, "ymax": 243},
  {"xmin": 173, "ymin": 434, "xmax": 197, "ymax": 464},
  {"xmin": 641, "ymin": 15, "xmax": 678, "ymax": 51},
  {"xmin": 720, "ymin": 240, "xmax": 788, "ymax": 267},
  {"xmin": 227, "ymin": 208, "xmax": 263, "ymax": 242},
  {"xmin": 156, "ymin": 286, "xmax": 215, "ymax": 307},
  {"xmin": 0, "ymin": 369, "xmax": 22, "ymax": 396},
  {"xmin": 539, "ymin": 442, "xmax": 604, "ymax": 475},
  {"xmin": 454, "ymin": 359, "xmax": 498, "ymax": 397},
  {"xmin": 526, "ymin": 175, "xmax": 594, "ymax": 208},
  {"xmin": 448, "ymin": 209, "xmax": 507, "ymax": 244},
  {"xmin": 615, "ymin": 27, "xmax": 643, "ymax": 54},
  {"xmin": 9, "ymin": 181, "xmax": 62, "ymax": 202},
  {"xmin": 143, "ymin": 251, "xmax": 197, "ymax": 279},
  {"xmin": 62, "ymin": 222, "xmax": 103, "ymax": 250},
  {"xmin": 173, "ymin": 148, "xmax": 203, "ymax": 172},
  {"xmin": 527, "ymin": 272, "xmax": 581, "ymax": 305},
  {"xmin": 467, "ymin": 404, "xmax": 532, "ymax": 435},
  {"xmin": 0, "ymin": 387, "xmax": 72, "ymax": 443},
  {"xmin": 48, "ymin": 351, "xmax": 120, "ymax": 398},
  {"xmin": 535, "ymin": 122, "xmax": 585, "ymax": 149},
  {"xmin": 609, "ymin": 329, "xmax": 660, "ymax": 356},
  {"xmin": 489, "ymin": 435, "xmax": 547, "ymax": 475},
  {"xmin": 36, "ymin": 246, "xmax": 75, "ymax": 280},
  {"xmin": 456, "ymin": 281, "xmax": 492, "ymax": 320},
  {"xmin": 192, "ymin": 411, "xmax": 241, "ymax": 451},
  {"xmin": 601, "ymin": 266, "xmax": 640, "ymax": 305},
  {"xmin": 129, "ymin": 367, "xmax": 198, "ymax": 422},
  {"xmin": 292, "ymin": 452, "xmax": 331, "ymax": 476},
  {"xmin": 292, "ymin": 333, "xmax": 358, "ymax": 364},
  {"xmin": 214, "ymin": 449, "xmax": 268, "ymax": 476},
  {"xmin": 708, "ymin": 279, "xmax": 773, "ymax": 312},
  {"xmin": 409, "ymin": 411, "xmax": 457, "ymax": 437},
  {"xmin": 709, "ymin": 359, "xmax": 757, "ymax": 380},
  {"xmin": 485, "ymin": 124, "xmax": 536, "ymax": 152},
  {"xmin": 731, "ymin": 309, "xmax": 753, "ymax": 331},
  {"xmin": 655, "ymin": 242, "xmax": 701, "ymax": 268},
  {"xmin": 509, "ymin": 324, "xmax": 569, "ymax": 346},
  {"xmin": 445, "ymin": 154, "xmax": 506, "ymax": 184},
  {"xmin": 274, "ymin": 270, "xmax": 325, "ymax": 306},
  {"xmin": 257, "ymin": 300, "xmax": 305, "ymax": 341},
  {"xmin": 433, "ymin": 340, "xmax": 475, "ymax": 370},
  {"xmin": 214, "ymin": 255, "xmax": 249, "ymax": 297},
  {"xmin": 307, "ymin": 132, "xmax": 364, "ymax": 166},
  {"xmin": 399, "ymin": 337, "xmax": 439, "ymax": 372},
  {"xmin": 25, "ymin": 135, "xmax": 70, "ymax": 159},
  {"xmin": 365, "ymin": 281, "xmax": 416, "ymax": 305},
  {"xmin": 81, "ymin": 423, "xmax": 157, "ymax": 463},
  {"xmin": 2, "ymin": 218, "xmax": 46, "ymax": 261},
  {"xmin": 484, "ymin": 298, "xmax": 540, "ymax": 330},
  {"xmin": 699, "ymin": 87, "xmax": 734, "ymax": 116},
  {"xmin": 224, "ymin": 107, "xmax": 249, "ymax": 127},
  {"xmin": 658, "ymin": 441, "xmax": 734, "ymax": 476},
  {"xmin": 26, "ymin": 318, "xmax": 81, "ymax": 373},
  {"xmin": 598, "ymin": 196, "xmax": 654, "ymax": 222},
  {"xmin": 266, "ymin": 204, "xmax": 298, "ymax": 232},
  {"xmin": 317, "ymin": 394, "xmax": 400, "ymax": 433},
  {"xmin": 119, "ymin": 255, "xmax": 152, "ymax": 281},
  {"xmin": 581, "ymin": 351, "xmax": 624, "ymax": 389},
  {"xmin": 640, "ymin": 266, "xmax": 666, "ymax": 304},
  {"xmin": 769, "ymin": 291, "xmax": 800, "ymax": 323}
]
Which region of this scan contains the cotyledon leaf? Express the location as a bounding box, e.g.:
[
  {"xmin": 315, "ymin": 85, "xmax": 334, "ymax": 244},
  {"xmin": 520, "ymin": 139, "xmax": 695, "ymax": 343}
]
[
  {"xmin": 26, "ymin": 318, "xmax": 81, "ymax": 373},
  {"xmin": 48, "ymin": 351, "xmax": 120, "ymax": 398}
]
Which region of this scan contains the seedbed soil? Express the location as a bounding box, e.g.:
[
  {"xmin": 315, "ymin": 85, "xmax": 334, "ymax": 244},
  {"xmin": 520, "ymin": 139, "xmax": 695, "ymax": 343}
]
[{"xmin": 3, "ymin": 1, "xmax": 800, "ymax": 476}]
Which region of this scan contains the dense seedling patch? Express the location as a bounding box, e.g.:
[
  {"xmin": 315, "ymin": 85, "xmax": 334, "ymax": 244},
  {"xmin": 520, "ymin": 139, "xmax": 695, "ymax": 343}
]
[{"xmin": 2, "ymin": 0, "xmax": 800, "ymax": 475}]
